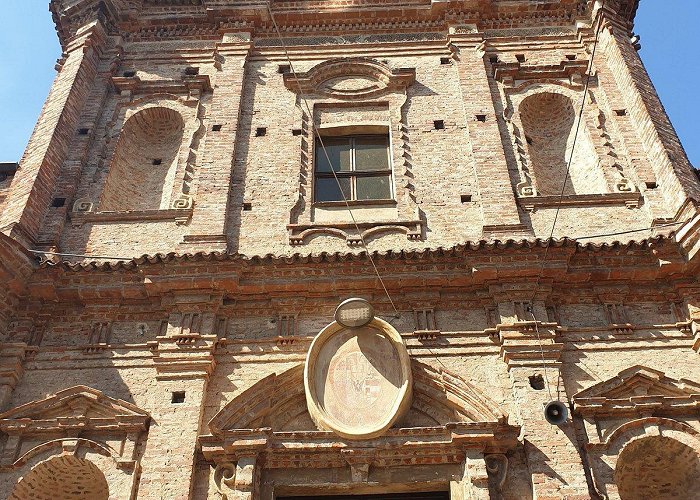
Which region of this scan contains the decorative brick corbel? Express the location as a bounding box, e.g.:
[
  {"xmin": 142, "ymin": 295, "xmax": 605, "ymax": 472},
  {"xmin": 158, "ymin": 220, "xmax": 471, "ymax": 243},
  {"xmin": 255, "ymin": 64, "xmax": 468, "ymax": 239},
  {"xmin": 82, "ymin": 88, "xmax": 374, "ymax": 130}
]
[
  {"xmin": 342, "ymin": 448, "xmax": 376, "ymax": 483},
  {"xmin": 0, "ymin": 343, "xmax": 27, "ymax": 410},
  {"xmin": 498, "ymin": 321, "xmax": 563, "ymax": 371},
  {"xmin": 150, "ymin": 291, "xmax": 222, "ymax": 380},
  {"xmin": 485, "ymin": 453, "xmax": 509, "ymax": 492},
  {"xmin": 214, "ymin": 455, "xmax": 259, "ymax": 500}
]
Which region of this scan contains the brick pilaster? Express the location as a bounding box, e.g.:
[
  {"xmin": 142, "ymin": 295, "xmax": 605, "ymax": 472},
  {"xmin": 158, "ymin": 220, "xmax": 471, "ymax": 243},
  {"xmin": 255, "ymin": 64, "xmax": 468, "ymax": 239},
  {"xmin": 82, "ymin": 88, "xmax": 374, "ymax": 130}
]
[
  {"xmin": 598, "ymin": 13, "xmax": 700, "ymax": 217},
  {"xmin": 0, "ymin": 343, "xmax": 26, "ymax": 411},
  {"xmin": 0, "ymin": 22, "xmax": 106, "ymax": 248},
  {"xmin": 181, "ymin": 33, "xmax": 252, "ymax": 252},
  {"xmin": 500, "ymin": 318, "xmax": 590, "ymax": 499},
  {"xmin": 35, "ymin": 43, "xmax": 120, "ymax": 249},
  {"xmin": 449, "ymin": 29, "xmax": 530, "ymax": 239}
]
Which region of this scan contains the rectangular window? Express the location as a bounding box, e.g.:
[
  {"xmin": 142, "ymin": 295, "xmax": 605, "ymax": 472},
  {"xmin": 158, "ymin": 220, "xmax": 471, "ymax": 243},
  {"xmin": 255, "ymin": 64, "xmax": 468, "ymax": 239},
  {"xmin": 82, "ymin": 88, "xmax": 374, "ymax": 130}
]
[{"xmin": 314, "ymin": 135, "xmax": 392, "ymax": 203}]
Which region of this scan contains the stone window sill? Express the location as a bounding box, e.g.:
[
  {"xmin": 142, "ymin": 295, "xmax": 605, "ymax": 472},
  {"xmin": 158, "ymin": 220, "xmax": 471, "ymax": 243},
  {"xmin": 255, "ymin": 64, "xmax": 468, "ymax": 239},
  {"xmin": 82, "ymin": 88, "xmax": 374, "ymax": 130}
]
[
  {"xmin": 312, "ymin": 199, "xmax": 397, "ymax": 208},
  {"xmin": 517, "ymin": 192, "xmax": 642, "ymax": 212},
  {"xmin": 69, "ymin": 207, "xmax": 193, "ymax": 227},
  {"xmin": 288, "ymin": 218, "xmax": 423, "ymax": 246}
]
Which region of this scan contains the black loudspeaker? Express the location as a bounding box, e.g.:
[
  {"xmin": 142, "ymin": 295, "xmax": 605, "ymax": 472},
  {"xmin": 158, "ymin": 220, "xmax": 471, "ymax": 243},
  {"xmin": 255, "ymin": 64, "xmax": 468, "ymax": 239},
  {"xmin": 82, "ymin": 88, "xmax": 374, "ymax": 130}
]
[{"xmin": 544, "ymin": 401, "xmax": 569, "ymax": 425}]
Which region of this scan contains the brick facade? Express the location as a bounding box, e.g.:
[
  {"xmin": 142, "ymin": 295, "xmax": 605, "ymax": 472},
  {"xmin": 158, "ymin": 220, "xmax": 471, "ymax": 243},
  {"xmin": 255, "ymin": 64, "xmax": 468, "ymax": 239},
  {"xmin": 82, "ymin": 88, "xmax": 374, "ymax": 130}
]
[{"xmin": 1, "ymin": 1, "xmax": 699, "ymax": 499}]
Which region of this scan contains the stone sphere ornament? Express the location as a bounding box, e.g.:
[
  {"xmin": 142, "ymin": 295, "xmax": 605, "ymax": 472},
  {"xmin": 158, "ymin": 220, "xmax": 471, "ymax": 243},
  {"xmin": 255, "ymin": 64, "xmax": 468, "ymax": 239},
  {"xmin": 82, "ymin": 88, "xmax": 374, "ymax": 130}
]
[{"xmin": 304, "ymin": 314, "xmax": 413, "ymax": 440}]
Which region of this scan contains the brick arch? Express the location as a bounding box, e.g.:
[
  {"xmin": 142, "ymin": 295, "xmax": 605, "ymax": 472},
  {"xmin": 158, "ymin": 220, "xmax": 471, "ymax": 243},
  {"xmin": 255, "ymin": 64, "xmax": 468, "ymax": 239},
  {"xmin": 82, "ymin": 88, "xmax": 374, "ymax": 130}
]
[
  {"xmin": 283, "ymin": 57, "xmax": 415, "ymax": 100},
  {"xmin": 518, "ymin": 90, "xmax": 603, "ymax": 196},
  {"xmin": 615, "ymin": 436, "xmax": 700, "ymax": 500},
  {"xmin": 588, "ymin": 418, "xmax": 700, "ymax": 500},
  {"xmin": 100, "ymin": 106, "xmax": 185, "ymax": 211},
  {"xmin": 603, "ymin": 417, "xmax": 700, "ymax": 456},
  {"xmin": 9, "ymin": 455, "xmax": 109, "ymax": 500}
]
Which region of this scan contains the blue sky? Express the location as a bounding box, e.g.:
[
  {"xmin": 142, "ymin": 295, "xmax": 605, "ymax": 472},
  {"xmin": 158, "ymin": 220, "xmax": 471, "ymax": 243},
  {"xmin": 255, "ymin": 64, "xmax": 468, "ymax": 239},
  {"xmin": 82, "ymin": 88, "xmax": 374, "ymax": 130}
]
[{"xmin": 0, "ymin": 2, "xmax": 698, "ymax": 167}]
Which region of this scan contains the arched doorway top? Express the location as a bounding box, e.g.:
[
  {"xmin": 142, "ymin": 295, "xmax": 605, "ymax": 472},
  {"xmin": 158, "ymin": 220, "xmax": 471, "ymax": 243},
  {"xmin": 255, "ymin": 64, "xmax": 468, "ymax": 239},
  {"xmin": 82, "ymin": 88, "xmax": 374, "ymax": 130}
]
[
  {"xmin": 615, "ymin": 435, "xmax": 700, "ymax": 500},
  {"xmin": 9, "ymin": 455, "xmax": 109, "ymax": 500},
  {"xmin": 208, "ymin": 359, "xmax": 508, "ymax": 436}
]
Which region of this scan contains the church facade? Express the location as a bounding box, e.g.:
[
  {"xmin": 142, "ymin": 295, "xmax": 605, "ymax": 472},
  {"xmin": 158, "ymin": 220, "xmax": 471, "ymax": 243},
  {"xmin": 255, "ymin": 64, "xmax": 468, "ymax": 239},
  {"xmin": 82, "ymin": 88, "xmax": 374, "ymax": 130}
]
[{"xmin": 1, "ymin": 0, "xmax": 700, "ymax": 498}]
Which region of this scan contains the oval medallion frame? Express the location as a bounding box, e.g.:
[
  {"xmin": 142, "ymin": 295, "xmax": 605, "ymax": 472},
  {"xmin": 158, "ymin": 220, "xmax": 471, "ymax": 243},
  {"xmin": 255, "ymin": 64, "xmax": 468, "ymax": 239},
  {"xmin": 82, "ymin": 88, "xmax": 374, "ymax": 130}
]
[{"xmin": 304, "ymin": 317, "xmax": 413, "ymax": 440}]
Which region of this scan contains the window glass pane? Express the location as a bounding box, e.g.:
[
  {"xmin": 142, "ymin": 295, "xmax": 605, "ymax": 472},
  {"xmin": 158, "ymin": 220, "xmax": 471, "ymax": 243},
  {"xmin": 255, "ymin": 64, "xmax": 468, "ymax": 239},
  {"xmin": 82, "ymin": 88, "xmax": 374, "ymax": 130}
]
[
  {"xmin": 315, "ymin": 138, "xmax": 351, "ymax": 173},
  {"xmin": 315, "ymin": 177, "xmax": 351, "ymax": 202},
  {"xmin": 356, "ymin": 174, "xmax": 392, "ymax": 200},
  {"xmin": 355, "ymin": 136, "xmax": 389, "ymax": 171}
]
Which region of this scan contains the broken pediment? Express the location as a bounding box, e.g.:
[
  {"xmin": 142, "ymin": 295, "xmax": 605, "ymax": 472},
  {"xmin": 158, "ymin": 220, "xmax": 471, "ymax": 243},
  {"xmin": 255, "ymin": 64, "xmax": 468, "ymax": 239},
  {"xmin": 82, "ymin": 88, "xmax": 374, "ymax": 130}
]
[
  {"xmin": 283, "ymin": 58, "xmax": 415, "ymax": 100},
  {"xmin": 0, "ymin": 386, "xmax": 150, "ymax": 434},
  {"xmin": 208, "ymin": 359, "xmax": 507, "ymax": 437},
  {"xmin": 201, "ymin": 360, "xmax": 518, "ymax": 468},
  {"xmin": 573, "ymin": 366, "xmax": 700, "ymax": 417}
]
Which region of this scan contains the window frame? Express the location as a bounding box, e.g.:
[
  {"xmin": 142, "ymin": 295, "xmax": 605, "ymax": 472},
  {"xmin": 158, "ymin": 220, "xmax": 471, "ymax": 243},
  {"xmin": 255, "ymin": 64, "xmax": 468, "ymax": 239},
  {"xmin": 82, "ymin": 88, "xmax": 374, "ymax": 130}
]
[{"xmin": 313, "ymin": 133, "xmax": 395, "ymax": 205}]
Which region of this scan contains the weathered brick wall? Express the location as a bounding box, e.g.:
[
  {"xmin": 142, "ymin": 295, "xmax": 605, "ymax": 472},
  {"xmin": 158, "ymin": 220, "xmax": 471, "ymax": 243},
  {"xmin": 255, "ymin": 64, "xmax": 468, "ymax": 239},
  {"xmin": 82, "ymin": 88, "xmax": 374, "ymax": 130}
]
[
  {"xmin": 1, "ymin": 2, "xmax": 700, "ymax": 499},
  {"xmin": 100, "ymin": 107, "xmax": 185, "ymax": 211},
  {"xmin": 5, "ymin": 21, "xmax": 696, "ymax": 258}
]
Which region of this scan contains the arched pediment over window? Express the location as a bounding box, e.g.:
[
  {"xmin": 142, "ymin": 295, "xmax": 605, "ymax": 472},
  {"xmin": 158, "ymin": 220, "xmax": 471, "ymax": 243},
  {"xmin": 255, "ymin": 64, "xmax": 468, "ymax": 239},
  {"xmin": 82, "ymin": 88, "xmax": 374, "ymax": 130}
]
[{"xmin": 283, "ymin": 57, "xmax": 415, "ymax": 100}]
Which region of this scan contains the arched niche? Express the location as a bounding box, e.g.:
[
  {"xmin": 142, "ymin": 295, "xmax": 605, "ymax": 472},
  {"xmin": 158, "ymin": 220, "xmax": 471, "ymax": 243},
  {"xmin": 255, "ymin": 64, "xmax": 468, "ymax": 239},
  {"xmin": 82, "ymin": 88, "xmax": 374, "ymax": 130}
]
[
  {"xmin": 518, "ymin": 91, "xmax": 604, "ymax": 196},
  {"xmin": 9, "ymin": 455, "xmax": 109, "ymax": 500},
  {"xmin": 615, "ymin": 435, "xmax": 700, "ymax": 500},
  {"xmin": 0, "ymin": 386, "xmax": 150, "ymax": 499},
  {"xmin": 583, "ymin": 417, "xmax": 700, "ymax": 500},
  {"xmin": 100, "ymin": 106, "xmax": 185, "ymax": 211}
]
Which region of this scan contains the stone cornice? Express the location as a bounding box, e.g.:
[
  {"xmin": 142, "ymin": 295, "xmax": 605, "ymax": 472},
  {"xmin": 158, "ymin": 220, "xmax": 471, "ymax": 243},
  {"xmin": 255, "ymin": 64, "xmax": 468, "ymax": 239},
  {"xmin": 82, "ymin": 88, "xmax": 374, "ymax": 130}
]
[
  {"xmin": 47, "ymin": 0, "xmax": 642, "ymax": 46},
  {"xmin": 200, "ymin": 422, "xmax": 520, "ymax": 468},
  {"xmin": 16, "ymin": 232, "xmax": 695, "ymax": 306}
]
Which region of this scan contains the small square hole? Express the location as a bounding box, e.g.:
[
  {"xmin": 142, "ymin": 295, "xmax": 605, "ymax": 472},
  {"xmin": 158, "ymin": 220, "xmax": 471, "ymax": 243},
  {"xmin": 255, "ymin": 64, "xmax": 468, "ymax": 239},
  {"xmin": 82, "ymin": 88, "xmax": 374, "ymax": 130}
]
[
  {"xmin": 171, "ymin": 391, "xmax": 186, "ymax": 404},
  {"xmin": 461, "ymin": 194, "xmax": 472, "ymax": 203},
  {"xmin": 51, "ymin": 197, "xmax": 66, "ymax": 208},
  {"xmin": 292, "ymin": 128, "xmax": 302, "ymax": 136},
  {"xmin": 440, "ymin": 57, "xmax": 452, "ymax": 65},
  {"xmin": 489, "ymin": 55, "xmax": 499, "ymax": 64},
  {"xmin": 566, "ymin": 54, "xmax": 577, "ymax": 61},
  {"xmin": 615, "ymin": 109, "xmax": 628, "ymax": 116},
  {"xmin": 78, "ymin": 128, "xmax": 90, "ymax": 135},
  {"xmin": 529, "ymin": 374, "xmax": 545, "ymax": 391},
  {"xmin": 645, "ymin": 181, "xmax": 658, "ymax": 189},
  {"xmin": 243, "ymin": 202, "xmax": 252, "ymax": 211},
  {"xmin": 433, "ymin": 120, "xmax": 445, "ymax": 130},
  {"xmin": 152, "ymin": 158, "xmax": 163, "ymax": 166},
  {"xmin": 123, "ymin": 70, "xmax": 136, "ymax": 77},
  {"xmin": 185, "ymin": 66, "xmax": 200, "ymax": 76},
  {"xmin": 212, "ymin": 124, "xmax": 223, "ymax": 132},
  {"xmin": 475, "ymin": 114, "xmax": 487, "ymax": 122},
  {"xmin": 278, "ymin": 64, "xmax": 291, "ymax": 74},
  {"xmin": 516, "ymin": 54, "xmax": 526, "ymax": 63},
  {"xmin": 255, "ymin": 127, "xmax": 267, "ymax": 137}
]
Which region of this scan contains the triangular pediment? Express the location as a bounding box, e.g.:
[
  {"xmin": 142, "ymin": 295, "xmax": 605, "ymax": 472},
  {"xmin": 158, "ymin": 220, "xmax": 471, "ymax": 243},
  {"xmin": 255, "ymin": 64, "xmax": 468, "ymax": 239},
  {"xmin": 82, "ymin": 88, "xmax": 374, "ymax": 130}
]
[
  {"xmin": 0, "ymin": 386, "xmax": 150, "ymax": 433},
  {"xmin": 573, "ymin": 366, "xmax": 700, "ymax": 416}
]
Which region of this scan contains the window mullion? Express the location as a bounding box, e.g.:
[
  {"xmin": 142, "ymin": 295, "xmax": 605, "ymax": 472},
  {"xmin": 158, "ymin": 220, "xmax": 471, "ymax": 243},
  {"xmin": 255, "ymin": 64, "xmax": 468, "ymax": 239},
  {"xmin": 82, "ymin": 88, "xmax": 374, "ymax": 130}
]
[{"xmin": 350, "ymin": 137, "xmax": 357, "ymax": 201}]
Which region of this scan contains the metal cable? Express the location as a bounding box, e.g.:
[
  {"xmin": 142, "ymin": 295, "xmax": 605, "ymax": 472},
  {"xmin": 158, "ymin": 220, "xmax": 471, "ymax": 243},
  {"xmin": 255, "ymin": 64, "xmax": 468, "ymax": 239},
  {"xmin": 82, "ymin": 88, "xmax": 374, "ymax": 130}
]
[{"xmin": 265, "ymin": 0, "xmax": 400, "ymax": 316}]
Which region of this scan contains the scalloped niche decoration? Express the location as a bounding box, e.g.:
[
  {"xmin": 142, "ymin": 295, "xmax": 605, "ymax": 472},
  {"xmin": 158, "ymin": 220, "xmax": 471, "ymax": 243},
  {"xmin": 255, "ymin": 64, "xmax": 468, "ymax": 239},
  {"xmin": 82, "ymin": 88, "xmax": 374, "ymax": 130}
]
[{"xmin": 284, "ymin": 58, "xmax": 424, "ymax": 246}]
